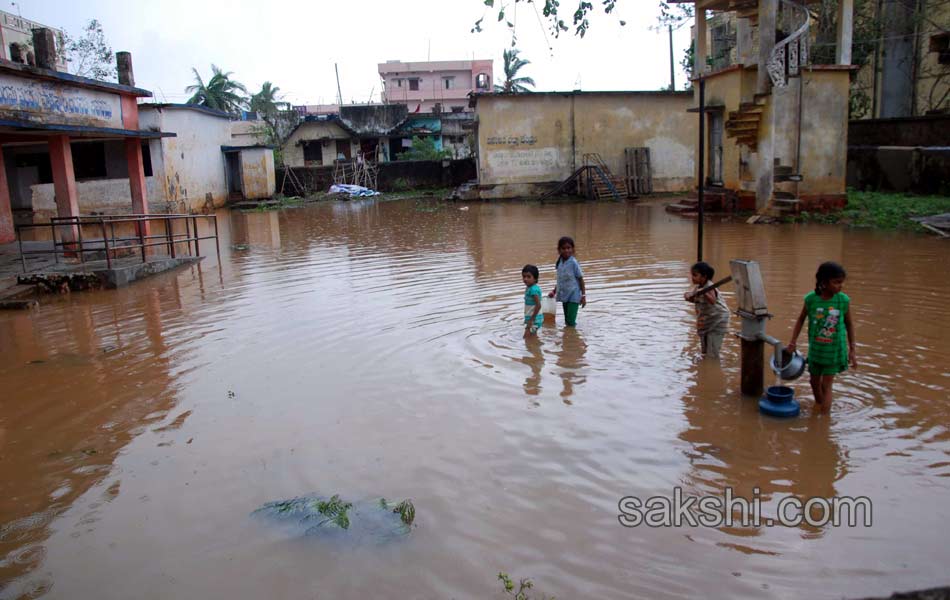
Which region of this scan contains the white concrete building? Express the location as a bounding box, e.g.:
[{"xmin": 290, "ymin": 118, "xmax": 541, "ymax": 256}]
[{"xmin": 140, "ymin": 104, "xmax": 275, "ymax": 209}]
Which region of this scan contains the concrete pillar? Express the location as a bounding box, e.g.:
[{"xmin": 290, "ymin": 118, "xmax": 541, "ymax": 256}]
[
  {"xmin": 736, "ymin": 18, "xmax": 753, "ymax": 66},
  {"xmin": 125, "ymin": 139, "xmax": 151, "ymax": 237},
  {"xmin": 31, "ymin": 28, "xmax": 57, "ymax": 70},
  {"xmin": 48, "ymin": 135, "xmax": 80, "ymax": 242},
  {"xmin": 755, "ymin": 100, "xmax": 775, "ymax": 212},
  {"xmin": 836, "ymin": 0, "xmax": 854, "ymax": 65},
  {"xmin": 0, "ymin": 150, "xmax": 14, "ymax": 244},
  {"xmin": 117, "ymin": 52, "xmax": 135, "ymax": 86},
  {"xmin": 757, "ymin": 0, "xmax": 777, "ymax": 95},
  {"xmin": 694, "ymin": 6, "xmax": 708, "ymax": 78}
]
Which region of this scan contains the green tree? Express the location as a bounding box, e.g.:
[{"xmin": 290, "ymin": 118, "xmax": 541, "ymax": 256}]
[
  {"xmin": 399, "ymin": 136, "xmax": 451, "ymax": 161},
  {"xmin": 248, "ymin": 81, "xmax": 300, "ymax": 166},
  {"xmin": 60, "ymin": 19, "xmax": 116, "ymax": 81},
  {"xmin": 495, "ymin": 48, "xmax": 536, "ymax": 93},
  {"xmin": 185, "ymin": 65, "xmax": 248, "ymax": 114}
]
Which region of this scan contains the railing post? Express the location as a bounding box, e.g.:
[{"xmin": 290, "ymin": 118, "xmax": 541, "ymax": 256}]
[
  {"xmin": 138, "ymin": 216, "xmax": 146, "ymax": 263},
  {"xmin": 51, "ymin": 221, "xmax": 59, "ymax": 264},
  {"xmin": 101, "ymin": 220, "xmax": 111, "ymax": 270},
  {"xmin": 212, "ymin": 215, "xmax": 220, "ymax": 265},
  {"xmin": 166, "ymin": 217, "xmax": 176, "ymax": 259},
  {"xmin": 77, "ymin": 220, "xmax": 85, "ymax": 264},
  {"xmin": 17, "ymin": 228, "xmax": 26, "ymax": 273},
  {"xmin": 192, "ymin": 216, "xmax": 200, "ymax": 256}
]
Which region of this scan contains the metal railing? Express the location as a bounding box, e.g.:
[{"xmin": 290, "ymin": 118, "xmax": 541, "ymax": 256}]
[{"xmin": 15, "ymin": 213, "xmax": 220, "ymax": 274}]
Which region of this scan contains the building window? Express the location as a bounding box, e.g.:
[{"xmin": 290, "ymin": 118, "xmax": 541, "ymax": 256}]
[
  {"xmin": 141, "ymin": 141, "xmax": 153, "ymax": 177},
  {"xmin": 451, "ymin": 105, "xmax": 464, "ymax": 113},
  {"xmin": 394, "ymin": 78, "xmax": 403, "ymax": 88},
  {"xmin": 409, "ymin": 78, "xmax": 420, "ymax": 91},
  {"xmin": 71, "ymin": 142, "xmax": 107, "ymax": 180},
  {"xmin": 931, "ymin": 32, "xmax": 950, "ymax": 65},
  {"xmin": 475, "ymin": 73, "xmax": 489, "ymax": 90},
  {"xmin": 303, "ymin": 141, "xmax": 323, "ymax": 163},
  {"xmin": 335, "ymin": 139, "xmax": 351, "ymax": 161},
  {"xmin": 443, "ymin": 77, "xmax": 455, "ymax": 90}
]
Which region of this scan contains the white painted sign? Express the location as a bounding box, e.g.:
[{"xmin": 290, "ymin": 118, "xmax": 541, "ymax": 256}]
[
  {"xmin": 0, "ymin": 73, "xmax": 123, "ymax": 128},
  {"xmin": 486, "ymin": 148, "xmax": 562, "ymax": 179}
]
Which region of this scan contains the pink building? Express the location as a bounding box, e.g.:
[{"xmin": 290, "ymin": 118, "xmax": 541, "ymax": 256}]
[{"xmin": 378, "ymin": 59, "xmax": 493, "ymax": 114}]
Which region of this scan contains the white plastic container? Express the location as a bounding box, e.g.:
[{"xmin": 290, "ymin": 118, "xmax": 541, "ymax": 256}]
[{"xmin": 541, "ymin": 296, "xmax": 557, "ymax": 324}]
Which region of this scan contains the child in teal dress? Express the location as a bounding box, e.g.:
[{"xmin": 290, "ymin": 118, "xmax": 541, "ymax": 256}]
[
  {"xmin": 522, "ymin": 264, "xmax": 544, "ymax": 338},
  {"xmin": 547, "ymin": 236, "xmax": 586, "ymax": 326},
  {"xmin": 788, "ymin": 261, "xmax": 857, "ymax": 414}
]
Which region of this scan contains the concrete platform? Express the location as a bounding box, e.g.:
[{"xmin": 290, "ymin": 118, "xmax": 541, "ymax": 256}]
[{"xmin": 17, "ymin": 255, "xmax": 202, "ymax": 291}]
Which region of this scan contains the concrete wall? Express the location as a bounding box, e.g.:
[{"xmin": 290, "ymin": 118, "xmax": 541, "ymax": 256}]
[
  {"xmin": 238, "ymin": 148, "xmax": 275, "ymax": 199},
  {"xmin": 798, "ymin": 69, "xmax": 851, "ymax": 198},
  {"xmin": 140, "ymin": 106, "xmax": 232, "ymax": 212},
  {"xmin": 30, "ymin": 177, "xmax": 165, "ymax": 219},
  {"xmin": 475, "ymin": 92, "xmax": 695, "ymax": 198},
  {"xmin": 277, "ymin": 158, "xmax": 476, "ymax": 196},
  {"xmin": 847, "ymin": 114, "xmax": 950, "ymax": 193}
]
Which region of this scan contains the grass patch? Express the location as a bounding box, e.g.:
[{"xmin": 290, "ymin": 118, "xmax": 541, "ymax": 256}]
[{"xmin": 789, "ymin": 191, "xmax": 950, "ymax": 231}]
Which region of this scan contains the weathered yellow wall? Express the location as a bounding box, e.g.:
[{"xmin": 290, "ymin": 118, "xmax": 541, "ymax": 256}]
[
  {"xmin": 916, "ymin": 0, "xmax": 950, "ymax": 116},
  {"xmin": 699, "ymin": 68, "xmax": 746, "ymax": 190},
  {"xmin": 574, "ymin": 94, "xmax": 695, "ymax": 192},
  {"xmin": 476, "ymin": 92, "xmax": 695, "ymax": 198},
  {"xmin": 799, "ymin": 69, "xmax": 850, "ymax": 196},
  {"xmin": 239, "ymin": 148, "xmax": 276, "ymax": 199},
  {"xmin": 283, "ymin": 121, "xmax": 357, "ymax": 168},
  {"xmin": 698, "ymin": 65, "xmax": 849, "ymax": 201},
  {"xmin": 852, "ymin": 0, "xmax": 949, "ymax": 118}
]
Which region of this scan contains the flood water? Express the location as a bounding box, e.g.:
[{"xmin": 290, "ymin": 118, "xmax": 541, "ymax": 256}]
[{"xmin": 1, "ymin": 198, "xmax": 949, "ymax": 599}]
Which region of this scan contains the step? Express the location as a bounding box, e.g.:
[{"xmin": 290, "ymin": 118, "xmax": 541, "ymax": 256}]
[
  {"xmin": 739, "ymin": 103, "xmax": 764, "ymax": 113},
  {"xmin": 775, "ymin": 173, "xmax": 804, "ymax": 182},
  {"xmin": 727, "ymin": 112, "xmax": 762, "ymax": 122},
  {"xmin": 726, "ymin": 122, "xmax": 759, "ymax": 133},
  {"xmin": 666, "ymin": 203, "xmax": 698, "ymax": 213},
  {"xmin": 774, "ymin": 197, "xmax": 801, "ymax": 205},
  {"xmin": 774, "ymin": 191, "xmax": 797, "ymax": 200}
]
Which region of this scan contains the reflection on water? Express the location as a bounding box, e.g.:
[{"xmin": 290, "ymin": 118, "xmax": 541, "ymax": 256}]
[{"xmin": 1, "ymin": 199, "xmax": 949, "ymax": 599}]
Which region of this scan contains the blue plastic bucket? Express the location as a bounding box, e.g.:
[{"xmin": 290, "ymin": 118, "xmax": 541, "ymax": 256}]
[
  {"xmin": 759, "ymin": 396, "xmax": 801, "ymax": 418},
  {"xmin": 766, "ymin": 385, "xmax": 794, "ymax": 404}
]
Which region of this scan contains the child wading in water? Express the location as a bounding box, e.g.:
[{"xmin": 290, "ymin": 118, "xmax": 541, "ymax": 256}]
[
  {"xmin": 522, "ymin": 265, "xmax": 544, "ymax": 338},
  {"xmin": 788, "ymin": 261, "xmax": 856, "ymax": 414},
  {"xmin": 548, "ymin": 236, "xmax": 586, "ymax": 326},
  {"xmin": 683, "ymin": 261, "xmax": 731, "ymax": 358}
]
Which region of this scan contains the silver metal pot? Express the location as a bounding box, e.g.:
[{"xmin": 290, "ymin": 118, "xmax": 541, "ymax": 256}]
[{"xmin": 770, "ymin": 349, "xmax": 806, "ymax": 381}]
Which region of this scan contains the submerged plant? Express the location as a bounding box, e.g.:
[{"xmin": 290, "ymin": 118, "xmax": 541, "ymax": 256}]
[
  {"xmin": 498, "ymin": 572, "xmax": 552, "ymax": 600},
  {"xmin": 313, "ymin": 495, "xmax": 353, "ymax": 529},
  {"xmin": 379, "ymin": 498, "xmax": 416, "ymax": 525}
]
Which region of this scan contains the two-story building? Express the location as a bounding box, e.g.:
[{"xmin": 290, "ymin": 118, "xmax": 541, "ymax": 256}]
[{"xmin": 378, "ymin": 59, "xmax": 493, "ymax": 114}]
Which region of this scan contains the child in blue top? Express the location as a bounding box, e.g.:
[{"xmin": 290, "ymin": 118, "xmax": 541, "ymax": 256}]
[
  {"xmin": 522, "ymin": 264, "xmax": 544, "ymax": 338},
  {"xmin": 547, "ymin": 236, "xmax": 586, "ymax": 326}
]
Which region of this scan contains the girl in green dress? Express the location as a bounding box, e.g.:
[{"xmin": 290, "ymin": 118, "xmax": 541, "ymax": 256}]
[{"xmin": 788, "ymin": 262, "xmax": 857, "ymax": 414}]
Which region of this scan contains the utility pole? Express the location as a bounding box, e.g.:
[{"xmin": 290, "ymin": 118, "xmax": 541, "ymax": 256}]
[
  {"xmin": 698, "ymin": 78, "xmax": 706, "ymax": 262},
  {"xmin": 335, "ymin": 63, "xmax": 343, "ymax": 106},
  {"xmin": 669, "ymin": 24, "xmax": 676, "ymax": 91}
]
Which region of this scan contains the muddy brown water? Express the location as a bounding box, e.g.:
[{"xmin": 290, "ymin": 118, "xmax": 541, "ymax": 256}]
[{"xmin": 1, "ymin": 199, "xmax": 949, "ymax": 599}]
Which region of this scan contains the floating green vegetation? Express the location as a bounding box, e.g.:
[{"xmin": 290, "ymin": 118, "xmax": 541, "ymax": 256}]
[
  {"xmin": 254, "ymin": 494, "xmax": 415, "ymax": 541},
  {"xmin": 498, "ymin": 572, "xmax": 553, "ymax": 600},
  {"xmin": 379, "ymin": 498, "xmax": 416, "ymax": 525},
  {"xmin": 314, "ymin": 495, "xmax": 353, "ymax": 529}
]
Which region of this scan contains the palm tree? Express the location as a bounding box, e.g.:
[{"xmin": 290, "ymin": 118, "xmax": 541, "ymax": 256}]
[
  {"xmin": 494, "ymin": 48, "xmax": 536, "ymax": 93},
  {"xmin": 185, "ymin": 65, "xmax": 248, "ymax": 114},
  {"xmin": 249, "ymin": 81, "xmax": 281, "ymax": 120}
]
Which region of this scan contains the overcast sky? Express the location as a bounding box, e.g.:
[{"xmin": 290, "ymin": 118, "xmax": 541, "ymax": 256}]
[{"xmin": 21, "ymin": 0, "xmax": 694, "ymax": 105}]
